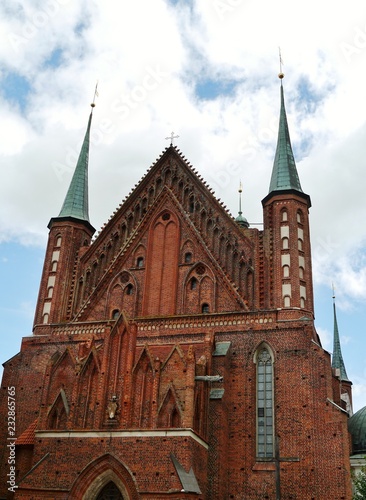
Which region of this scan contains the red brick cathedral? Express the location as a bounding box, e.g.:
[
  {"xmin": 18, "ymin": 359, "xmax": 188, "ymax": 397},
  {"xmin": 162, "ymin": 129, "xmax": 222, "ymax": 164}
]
[{"xmin": 0, "ymin": 79, "xmax": 353, "ymax": 499}]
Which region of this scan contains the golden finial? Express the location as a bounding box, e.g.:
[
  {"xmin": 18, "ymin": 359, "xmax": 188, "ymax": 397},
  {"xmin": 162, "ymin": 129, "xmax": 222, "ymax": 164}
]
[{"xmin": 278, "ymin": 47, "xmax": 285, "ymax": 79}]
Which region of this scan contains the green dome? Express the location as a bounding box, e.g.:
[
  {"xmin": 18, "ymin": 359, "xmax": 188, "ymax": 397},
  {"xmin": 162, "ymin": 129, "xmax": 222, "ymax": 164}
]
[
  {"xmin": 349, "ymin": 406, "xmax": 366, "ymax": 454},
  {"xmin": 235, "ymin": 213, "xmax": 249, "ymax": 228}
]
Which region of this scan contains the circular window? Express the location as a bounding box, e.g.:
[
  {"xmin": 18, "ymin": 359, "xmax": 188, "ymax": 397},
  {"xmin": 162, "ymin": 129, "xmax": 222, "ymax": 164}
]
[
  {"xmin": 196, "ymin": 264, "xmax": 206, "ymax": 275},
  {"xmin": 120, "ymin": 271, "xmax": 130, "ymax": 283},
  {"xmin": 162, "ymin": 212, "xmax": 171, "ymax": 221}
]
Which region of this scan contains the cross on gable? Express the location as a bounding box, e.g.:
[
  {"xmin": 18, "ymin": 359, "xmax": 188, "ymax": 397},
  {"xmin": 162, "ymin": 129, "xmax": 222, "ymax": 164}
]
[{"xmin": 165, "ymin": 131, "xmax": 179, "ymax": 146}]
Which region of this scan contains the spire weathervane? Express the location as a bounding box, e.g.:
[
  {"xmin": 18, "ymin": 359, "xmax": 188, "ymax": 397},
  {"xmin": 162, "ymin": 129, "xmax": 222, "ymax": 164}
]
[
  {"xmin": 278, "ymin": 47, "xmax": 284, "ymax": 80},
  {"xmin": 91, "ymin": 81, "xmax": 99, "ymax": 109},
  {"xmin": 235, "ymin": 181, "xmax": 249, "ymax": 228},
  {"xmin": 238, "ymin": 181, "xmax": 243, "ymax": 216},
  {"xmin": 165, "ymin": 131, "xmax": 179, "ymax": 146}
]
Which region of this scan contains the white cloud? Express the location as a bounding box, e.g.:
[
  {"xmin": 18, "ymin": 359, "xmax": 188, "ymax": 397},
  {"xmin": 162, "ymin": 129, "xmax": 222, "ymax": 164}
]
[
  {"xmin": 0, "ymin": 0, "xmax": 365, "ymax": 286},
  {"xmin": 0, "ymin": 0, "xmax": 365, "ymax": 407}
]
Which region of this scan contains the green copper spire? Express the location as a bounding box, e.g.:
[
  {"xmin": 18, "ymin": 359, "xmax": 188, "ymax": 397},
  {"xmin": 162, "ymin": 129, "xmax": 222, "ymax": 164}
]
[
  {"xmin": 58, "ymin": 110, "xmax": 93, "ymax": 222},
  {"xmin": 331, "ymin": 296, "xmax": 350, "ymax": 382},
  {"xmin": 268, "ymin": 78, "xmax": 303, "ymax": 194}
]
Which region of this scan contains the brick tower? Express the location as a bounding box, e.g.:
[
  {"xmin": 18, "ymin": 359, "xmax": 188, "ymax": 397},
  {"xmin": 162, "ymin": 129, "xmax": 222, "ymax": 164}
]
[
  {"xmin": 262, "ymin": 76, "xmax": 313, "ymax": 315},
  {"xmin": 0, "ymin": 79, "xmax": 353, "ymax": 499}
]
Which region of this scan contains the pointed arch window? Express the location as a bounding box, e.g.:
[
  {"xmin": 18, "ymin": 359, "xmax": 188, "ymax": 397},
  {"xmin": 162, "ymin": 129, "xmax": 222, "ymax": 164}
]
[
  {"xmin": 125, "ymin": 283, "xmax": 133, "ymax": 295},
  {"xmin": 48, "ymin": 390, "xmax": 69, "ymax": 430},
  {"xmin": 189, "ymin": 195, "xmax": 195, "ymax": 213},
  {"xmin": 282, "ymin": 237, "xmax": 289, "ymax": 250},
  {"xmin": 256, "ymin": 346, "xmax": 274, "ymax": 458},
  {"xmin": 96, "ymin": 481, "xmax": 124, "ymax": 500},
  {"xmin": 49, "ymin": 406, "xmax": 67, "ymax": 430},
  {"xmin": 170, "ymin": 407, "xmax": 181, "ymax": 428},
  {"xmin": 190, "ymin": 277, "xmax": 197, "ymax": 290}
]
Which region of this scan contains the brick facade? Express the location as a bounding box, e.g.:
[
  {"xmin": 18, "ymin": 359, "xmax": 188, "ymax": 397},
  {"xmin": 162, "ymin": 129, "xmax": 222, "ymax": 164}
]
[{"xmin": 0, "ymin": 143, "xmax": 352, "ymax": 499}]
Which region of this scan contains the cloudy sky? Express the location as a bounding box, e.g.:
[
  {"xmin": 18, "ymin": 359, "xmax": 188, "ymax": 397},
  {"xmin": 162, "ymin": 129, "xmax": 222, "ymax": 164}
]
[{"xmin": 0, "ymin": 0, "xmax": 365, "ymax": 412}]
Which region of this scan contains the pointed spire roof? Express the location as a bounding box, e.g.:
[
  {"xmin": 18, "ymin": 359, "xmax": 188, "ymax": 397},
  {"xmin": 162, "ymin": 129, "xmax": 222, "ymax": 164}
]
[
  {"xmin": 49, "ymin": 107, "xmax": 95, "ymax": 232},
  {"xmin": 264, "ymin": 75, "xmax": 310, "ymax": 207},
  {"xmin": 58, "ymin": 111, "xmax": 92, "ymax": 221},
  {"xmin": 269, "ymin": 77, "xmax": 303, "ymax": 193},
  {"xmin": 331, "ymin": 296, "xmax": 350, "ymax": 382}
]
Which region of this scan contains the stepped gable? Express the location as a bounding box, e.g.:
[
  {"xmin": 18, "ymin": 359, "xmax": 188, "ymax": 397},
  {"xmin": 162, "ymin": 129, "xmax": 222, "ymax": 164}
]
[{"xmin": 71, "ymin": 146, "xmax": 254, "ymax": 321}]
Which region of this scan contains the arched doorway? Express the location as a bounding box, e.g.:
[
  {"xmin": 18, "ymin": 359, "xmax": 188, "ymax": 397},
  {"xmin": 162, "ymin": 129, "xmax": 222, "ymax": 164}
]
[
  {"xmin": 68, "ymin": 453, "xmax": 139, "ymax": 499},
  {"xmin": 96, "ymin": 481, "xmax": 124, "ymax": 500}
]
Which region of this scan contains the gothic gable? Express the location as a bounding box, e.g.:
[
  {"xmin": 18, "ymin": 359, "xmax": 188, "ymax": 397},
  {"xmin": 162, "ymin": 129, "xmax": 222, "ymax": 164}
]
[
  {"xmin": 72, "ymin": 181, "xmax": 250, "ymax": 322},
  {"xmin": 47, "ymin": 388, "xmax": 69, "ymax": 430},
  {"xmin": 157, "ymin": 384, "xmax": 183, "ymax": 428}
]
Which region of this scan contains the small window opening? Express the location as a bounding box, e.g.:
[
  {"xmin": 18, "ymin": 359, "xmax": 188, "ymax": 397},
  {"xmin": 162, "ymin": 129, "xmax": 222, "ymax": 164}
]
[
  {"xmin": 202, "ymin": 303, "xmax": 209, "ymax": 313},
  {"xmin": 137, "ymin": 257, "xmax": 144, "ymax": 268},
  {"xmin": 126, "ymin": 283, "xmax": 133, "ymax": 295},
  {"xmin": 189, "ymin": 196, "xmax": 195, "ymax": 213},
  {"xmin": 185, "ymin": 252, "xmax": 192, "ymax": 264},
  {"xmin": 112, "ymin": 309, "xmax": 120, "ymax": 319},
  {"xmin": 190, "ymin": 277, "xmax": 197, "ymax": 290}
]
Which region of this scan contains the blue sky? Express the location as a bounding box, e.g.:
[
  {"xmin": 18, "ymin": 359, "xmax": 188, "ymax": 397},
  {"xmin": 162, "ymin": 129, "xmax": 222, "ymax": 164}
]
[{"xmin": 0, "ymin": 0, "xmax": 365, "ymax": 413}]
